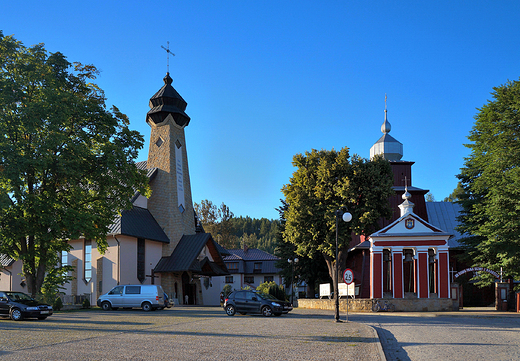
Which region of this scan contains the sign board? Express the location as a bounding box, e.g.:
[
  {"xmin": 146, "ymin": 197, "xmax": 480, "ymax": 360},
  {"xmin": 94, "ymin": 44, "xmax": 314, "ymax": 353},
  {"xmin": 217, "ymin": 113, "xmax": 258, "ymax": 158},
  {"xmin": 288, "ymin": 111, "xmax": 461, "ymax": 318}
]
[
  {"xmin": 319, "ymin": 283, "xmax": 331, "ymax": 298},
  {"xmin": 338, "ymin": 282, "xmax": 356, "ymax": 297},
  {"xmin": 343, "ymin": 268, "xmax": 354, "ymax": 285},
  {"xmin": 453, "ymin": 267, "xmax": 500, "ymax": 280}
]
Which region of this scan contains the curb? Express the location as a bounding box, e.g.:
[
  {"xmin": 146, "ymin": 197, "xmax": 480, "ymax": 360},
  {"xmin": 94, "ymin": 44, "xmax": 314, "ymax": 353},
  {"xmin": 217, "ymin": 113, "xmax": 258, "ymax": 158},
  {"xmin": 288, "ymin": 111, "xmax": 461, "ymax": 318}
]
[{"xmin": 368, "ymin": 325, "xmax": 387, "ymax": 361}]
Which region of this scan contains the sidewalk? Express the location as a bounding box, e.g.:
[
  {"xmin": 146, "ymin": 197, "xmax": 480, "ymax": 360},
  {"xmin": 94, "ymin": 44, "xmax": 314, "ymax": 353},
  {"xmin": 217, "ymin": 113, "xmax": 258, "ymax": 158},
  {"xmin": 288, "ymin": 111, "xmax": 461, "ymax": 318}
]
[{"xmin": 384, "ymin": 306, "xmax": 520, "ymax": 318}]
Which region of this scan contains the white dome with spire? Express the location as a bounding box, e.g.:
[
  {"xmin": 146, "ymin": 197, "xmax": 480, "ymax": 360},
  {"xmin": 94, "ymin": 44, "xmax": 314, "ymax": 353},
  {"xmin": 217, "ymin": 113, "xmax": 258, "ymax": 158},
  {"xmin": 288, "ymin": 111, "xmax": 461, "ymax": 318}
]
[{"xmin": 370, "ymin": 95, "xmax": 403, "ymax": 161}]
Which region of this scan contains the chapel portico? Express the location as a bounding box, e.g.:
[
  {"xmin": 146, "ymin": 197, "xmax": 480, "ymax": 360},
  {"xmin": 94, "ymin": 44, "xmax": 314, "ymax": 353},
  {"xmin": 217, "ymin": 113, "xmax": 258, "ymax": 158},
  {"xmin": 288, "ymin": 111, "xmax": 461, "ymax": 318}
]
[{"xmin": 369, "ymin": 188, "xmax": 452, "ymax": 299}]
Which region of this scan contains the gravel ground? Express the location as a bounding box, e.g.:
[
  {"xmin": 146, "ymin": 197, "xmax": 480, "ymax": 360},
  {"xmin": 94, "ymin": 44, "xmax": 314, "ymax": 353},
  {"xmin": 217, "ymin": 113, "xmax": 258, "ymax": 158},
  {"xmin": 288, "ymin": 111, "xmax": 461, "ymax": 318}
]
[{"xmin": 0, "ymin": 307, "xmax": 384, "ymax": 361}]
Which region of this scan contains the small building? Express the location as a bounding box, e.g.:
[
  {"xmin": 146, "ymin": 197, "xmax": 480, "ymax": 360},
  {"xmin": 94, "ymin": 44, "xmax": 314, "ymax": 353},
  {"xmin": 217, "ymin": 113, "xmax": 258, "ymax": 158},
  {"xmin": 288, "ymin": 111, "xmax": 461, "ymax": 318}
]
[{"xmin": 217, "ymin": 246, "xmax": 282, "ymax": 291}]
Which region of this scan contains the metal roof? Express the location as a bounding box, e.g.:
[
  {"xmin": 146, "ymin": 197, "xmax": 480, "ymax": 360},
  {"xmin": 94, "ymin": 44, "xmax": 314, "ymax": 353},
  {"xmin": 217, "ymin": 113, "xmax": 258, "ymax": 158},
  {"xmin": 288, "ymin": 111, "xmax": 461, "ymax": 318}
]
[
  {"xmin": 108, "ymin": 206, "xmax": 169, "ymax": 243},
  {"xmin": 0, "ymin": 254, "xmax": 15, "ymax": 267},
  {"xmin": 135, "ymin": 161, "xmax": 158, "ymax": 179},
  {"xmin": 425, "ymin": 202, "xmax": 464, "ymax": 248}
]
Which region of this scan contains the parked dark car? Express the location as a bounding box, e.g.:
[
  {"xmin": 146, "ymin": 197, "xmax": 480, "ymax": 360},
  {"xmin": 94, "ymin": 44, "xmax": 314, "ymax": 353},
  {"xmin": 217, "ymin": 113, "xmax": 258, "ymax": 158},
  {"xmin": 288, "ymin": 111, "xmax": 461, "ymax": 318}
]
[
  {"xmin": 223, "ymin": 290, "xmax": 292, "ymax": 317},
  {"xmin": 163, "ymin": 292, "xmax": 172, "ymax": 308},
  {"xmin": 0, "ymin": 291, "xmax": 53, "ymax": 321}
]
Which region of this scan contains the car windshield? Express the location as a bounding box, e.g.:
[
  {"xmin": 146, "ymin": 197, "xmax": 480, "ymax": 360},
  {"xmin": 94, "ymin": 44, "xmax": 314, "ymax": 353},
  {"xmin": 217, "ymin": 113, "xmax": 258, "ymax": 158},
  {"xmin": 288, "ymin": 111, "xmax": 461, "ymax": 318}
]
[{"xmin": 6, "ymin": 292, "xmax": 34, "ymax": 302}]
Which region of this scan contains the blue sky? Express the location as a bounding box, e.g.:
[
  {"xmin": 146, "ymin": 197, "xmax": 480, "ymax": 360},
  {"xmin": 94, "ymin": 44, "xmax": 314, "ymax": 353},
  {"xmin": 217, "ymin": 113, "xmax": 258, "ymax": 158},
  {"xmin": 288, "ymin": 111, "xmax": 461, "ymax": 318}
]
[{"xmin": 3, "ymin": 1, "xmax": 520, "ymax": 220}]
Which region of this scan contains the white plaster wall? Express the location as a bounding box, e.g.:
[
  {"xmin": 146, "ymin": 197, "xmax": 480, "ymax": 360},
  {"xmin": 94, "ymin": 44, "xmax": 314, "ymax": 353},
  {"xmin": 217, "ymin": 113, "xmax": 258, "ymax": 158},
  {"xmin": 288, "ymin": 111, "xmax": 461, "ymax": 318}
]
[
  {"xmin": 0, "ymin": 260, "xmax": 24, "ymax": 292},
  {"xmin": 200, "ymin": 277, "xmax": 222, "ymax": 306}
]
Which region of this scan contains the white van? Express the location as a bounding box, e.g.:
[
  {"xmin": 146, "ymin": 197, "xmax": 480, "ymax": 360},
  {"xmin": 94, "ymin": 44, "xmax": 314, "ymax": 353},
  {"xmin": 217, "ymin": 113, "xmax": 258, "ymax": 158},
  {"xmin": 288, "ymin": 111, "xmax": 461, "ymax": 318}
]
[{"xmin": 97, "ymin": 285, "xmax": 165, "ymax": 311}]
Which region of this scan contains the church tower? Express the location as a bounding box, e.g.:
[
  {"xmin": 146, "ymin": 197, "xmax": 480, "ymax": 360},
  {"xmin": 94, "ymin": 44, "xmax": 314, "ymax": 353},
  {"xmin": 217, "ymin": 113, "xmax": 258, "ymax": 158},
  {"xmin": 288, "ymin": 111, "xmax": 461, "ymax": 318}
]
[
  {"xmin": 146, "ymin": 72, "xmax": 196, "ymax": 256},
  {"xmin": 370, "ymin": 96, "xmax": 429, "ymax": 224}
]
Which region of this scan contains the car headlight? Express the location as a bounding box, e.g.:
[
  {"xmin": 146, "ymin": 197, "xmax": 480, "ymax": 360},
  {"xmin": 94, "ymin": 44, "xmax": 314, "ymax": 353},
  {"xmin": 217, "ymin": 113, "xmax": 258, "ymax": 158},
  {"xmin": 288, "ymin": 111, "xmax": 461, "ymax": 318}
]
[
  {"xmin": 271, "ymin": 302, "xmax": 281, "ymax": 307},
  {"xmin": 26, "ymin": 307, "xmax": 39, "ymax": 311}
]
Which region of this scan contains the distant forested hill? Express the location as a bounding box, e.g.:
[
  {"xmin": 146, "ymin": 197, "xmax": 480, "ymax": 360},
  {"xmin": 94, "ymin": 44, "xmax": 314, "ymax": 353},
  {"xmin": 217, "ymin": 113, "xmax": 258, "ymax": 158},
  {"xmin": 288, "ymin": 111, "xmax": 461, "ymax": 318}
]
[{"xmin": 230, "ymin": 216, "xmax": 280, "ymax": 254}]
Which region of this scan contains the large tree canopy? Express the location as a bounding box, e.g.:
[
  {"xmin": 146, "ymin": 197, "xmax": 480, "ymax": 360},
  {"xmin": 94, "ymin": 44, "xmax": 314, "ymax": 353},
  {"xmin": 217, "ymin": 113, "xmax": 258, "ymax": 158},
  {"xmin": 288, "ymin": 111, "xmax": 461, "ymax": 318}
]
[
  {"xmin": 0, "ymin": 32, "xmax": 150, "ymax": 296},
  {"xmin": 457, "ymin": 78, "xmax": 520, "ymax": 285},
  {"xmin": 281, "ymin": 148, "xmax": 394, "ymax": 288},
  {"xmin": 194, "ymin": 200, "xmax": 236, "ymax": 249}
]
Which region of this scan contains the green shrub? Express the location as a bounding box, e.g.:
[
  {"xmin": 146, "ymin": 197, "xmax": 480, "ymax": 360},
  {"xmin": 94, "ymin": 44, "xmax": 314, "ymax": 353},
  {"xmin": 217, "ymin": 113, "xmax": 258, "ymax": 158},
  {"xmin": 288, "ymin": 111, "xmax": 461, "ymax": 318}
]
[
  {"xmin": 82, "ymin": 297, "xmax": 91, "ymax": 309},
  {"xmin": 256, "ymin": 281, "xmax": 287, "ymax": 301},
  {"xmin": 222, "ymin": 284, "xmax": 232, "ymax": 298},
  {"xmin": 53, "ymin": 296, "xmax": 63, "ymax": 311}
]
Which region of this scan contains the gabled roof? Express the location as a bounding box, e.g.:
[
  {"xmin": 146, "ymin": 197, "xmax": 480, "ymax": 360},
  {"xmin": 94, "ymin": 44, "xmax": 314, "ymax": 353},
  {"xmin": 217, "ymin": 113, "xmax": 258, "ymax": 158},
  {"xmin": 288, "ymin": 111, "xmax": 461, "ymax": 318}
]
[
  {"xmin": 370, "ymin": 212, "xmax": 452, "ymax": 239},
  {"xmin": 108, "ymin": 206, "xmax": 169, "ymax": 243},
  {"xmin": 223, "ymin": 248, "xmax": 280, "ymax": 261},
  {"xmin": 154, "ymin": 233, "xmax": 229, "ymax": 276}
]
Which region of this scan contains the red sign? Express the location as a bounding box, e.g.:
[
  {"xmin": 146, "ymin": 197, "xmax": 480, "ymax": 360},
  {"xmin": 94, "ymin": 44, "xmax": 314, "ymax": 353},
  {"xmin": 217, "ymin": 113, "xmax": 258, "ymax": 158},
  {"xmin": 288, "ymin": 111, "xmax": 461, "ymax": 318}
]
[{"xmin": 343, "ymin": 268, "xmax": 354, "ymax": 285}]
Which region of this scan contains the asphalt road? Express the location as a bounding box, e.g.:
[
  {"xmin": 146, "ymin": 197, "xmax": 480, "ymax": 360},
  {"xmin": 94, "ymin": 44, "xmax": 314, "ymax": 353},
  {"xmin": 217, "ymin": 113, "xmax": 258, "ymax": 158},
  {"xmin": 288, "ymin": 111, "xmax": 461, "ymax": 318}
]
[
  {"xmin": 349, "ymin": 307, "xmax": 520, "ymax": 361},
  {"xmin": 0, "ymin": 307, "xmax": 383, "ymax": 361}
]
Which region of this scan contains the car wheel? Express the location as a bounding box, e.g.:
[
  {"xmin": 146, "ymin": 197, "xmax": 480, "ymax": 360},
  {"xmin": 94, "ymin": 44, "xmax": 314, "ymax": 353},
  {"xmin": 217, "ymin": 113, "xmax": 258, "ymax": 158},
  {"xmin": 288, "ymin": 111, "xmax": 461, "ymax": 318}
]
[
  {"xmin": 261, "ymin": 306, "xmax": 273, "ymax": 317},
  {"xmin": 37, "ymin": 316, "xmax": 48, "ymax": 320},
  {"xmin": 101, "ymin": 302, "xmax": 112, "ymax": 311},
  {"xmin": 142, "ymin": 302, "xmax": 152, "ymax": 312},
  {"xmin": 225, "ymin": 304, "xmax": 236, "ymax": 316},
  {"xmin": 274, "ymin": 313, "xmax": 282, "ymax": 317},
  {"xmin": 10, "ymin": 308, "xmax": 23, "ymax": 321}
]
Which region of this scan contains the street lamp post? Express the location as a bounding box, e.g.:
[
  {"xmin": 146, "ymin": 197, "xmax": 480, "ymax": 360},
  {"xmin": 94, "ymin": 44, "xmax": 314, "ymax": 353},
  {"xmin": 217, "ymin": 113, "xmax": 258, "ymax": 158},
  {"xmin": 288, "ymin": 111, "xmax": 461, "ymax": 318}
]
[
  {"xmin": 288, "ymin": 257, "xmax": 299, "ymax": 304},
  {"xmin": 335, "ymin": 207, "xmax": 352, "ymax": 322}
]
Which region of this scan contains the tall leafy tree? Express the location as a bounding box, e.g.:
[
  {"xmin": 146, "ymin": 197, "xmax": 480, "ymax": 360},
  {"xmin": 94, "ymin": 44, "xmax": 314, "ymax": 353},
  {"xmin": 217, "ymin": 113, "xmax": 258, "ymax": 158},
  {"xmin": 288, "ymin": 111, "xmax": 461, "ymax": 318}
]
[
  {"xmin": 275, "ymin": 200, "xmax": 329, "ymax": 298},
  {"xmin": 457, "ymin": 78, "xmax": 520, "ymax": 285},
  {"xmin": 282, "ymin": 148, "xmax": 394, "ymax": 299},
  {"xmin": 0, "ymin": 32, "xmax": 149, "ymax": 296},
  {"xmin": 443, "ymin": 182, "xmax": 464, "ymax": 202},
  {"xmin": 194, "ymin": 200, "xmax": 238, "ymax": 248}
]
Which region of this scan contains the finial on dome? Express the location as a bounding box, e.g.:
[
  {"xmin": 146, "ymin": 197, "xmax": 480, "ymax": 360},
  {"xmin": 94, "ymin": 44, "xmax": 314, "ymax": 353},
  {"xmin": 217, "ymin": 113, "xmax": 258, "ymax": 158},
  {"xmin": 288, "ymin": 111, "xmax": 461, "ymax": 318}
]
[
  {"xmin": 398, "ymin": 177, "xmax": 415, "ymax": 216},
  {"xmin": 163, "ymin": 72, "xmax": 173, "ymax": 85},
  {"xmin": 402, "ymin": 182, "xmax": 412, "ymax": 201},
  {"xmin": 381, "ymin": 94, "xmax": 391, "ymax": 134}
]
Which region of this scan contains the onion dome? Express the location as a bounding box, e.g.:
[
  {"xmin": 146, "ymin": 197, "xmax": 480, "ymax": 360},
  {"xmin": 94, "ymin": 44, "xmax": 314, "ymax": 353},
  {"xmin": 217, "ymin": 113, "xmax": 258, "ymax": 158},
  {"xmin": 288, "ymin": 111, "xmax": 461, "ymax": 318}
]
[
  {"xmin": 370, "ymin": 95, "xmax": 403, "ymax": 161},
  {"xmin": 146, "ymin": 73, "xmax": 190, "ymax": 127}
]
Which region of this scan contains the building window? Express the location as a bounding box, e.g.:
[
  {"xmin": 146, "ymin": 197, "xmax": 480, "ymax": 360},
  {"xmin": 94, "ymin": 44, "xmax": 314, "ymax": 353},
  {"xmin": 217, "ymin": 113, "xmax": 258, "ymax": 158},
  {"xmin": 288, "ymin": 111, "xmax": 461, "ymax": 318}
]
[
  {"xmin": 228, "ymin": 262, "xmax": 238, "ymax": 272},
  {"xmin": 61, "ymin": 251, "xmax": 68, "ymax": 266},
  {"xmin": 244, "ymin": 276, "xmax": 254, "ymax": 284},
  {"xmin": 225, "ymin": 276, "xmax": 233, "ymax": 283},
  {"xmin": 254, "ymin": 262, "xmax": 262, "ymax": 273},
  {"xmin": 84, "ymin": 239, "xmax": 92, "ymax": 283},
  {"xmin": 137, "ymin": 238, "xmax": 145, "ymax": 283},
  {"xmin": 264, "ymin": 276, "xmax": 274, "ymax": 283}
]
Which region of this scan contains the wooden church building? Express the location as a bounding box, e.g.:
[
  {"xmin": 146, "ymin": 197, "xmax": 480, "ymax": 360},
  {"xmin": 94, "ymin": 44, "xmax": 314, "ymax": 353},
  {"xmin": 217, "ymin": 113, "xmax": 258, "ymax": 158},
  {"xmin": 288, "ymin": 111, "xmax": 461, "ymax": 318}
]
[{"xmin": 346, "ymin": 103, "xmax": 462, "ymax": 304}]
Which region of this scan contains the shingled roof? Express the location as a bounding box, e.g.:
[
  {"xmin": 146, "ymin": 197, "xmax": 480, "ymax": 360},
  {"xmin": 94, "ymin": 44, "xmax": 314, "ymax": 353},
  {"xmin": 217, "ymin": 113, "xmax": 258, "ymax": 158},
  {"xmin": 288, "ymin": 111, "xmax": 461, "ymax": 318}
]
[
  {"xmin": 154, "ymin": 233, "xmax": 229, "ymax": 276},
  {"xmin": 108, "ymin": 206, "xmax": 169, "ymax": 243},
  {"xmin": 223, "ymin": 248, "xmax": 279, "ymax": 261}
]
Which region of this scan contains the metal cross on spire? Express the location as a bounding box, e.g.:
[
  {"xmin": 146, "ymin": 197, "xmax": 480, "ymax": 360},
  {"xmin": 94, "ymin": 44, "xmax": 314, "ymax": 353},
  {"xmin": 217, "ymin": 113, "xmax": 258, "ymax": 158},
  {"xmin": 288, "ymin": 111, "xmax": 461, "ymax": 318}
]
[{"xmin": 161, "ymin": 41, "xmax": 175, "ymax": 73}]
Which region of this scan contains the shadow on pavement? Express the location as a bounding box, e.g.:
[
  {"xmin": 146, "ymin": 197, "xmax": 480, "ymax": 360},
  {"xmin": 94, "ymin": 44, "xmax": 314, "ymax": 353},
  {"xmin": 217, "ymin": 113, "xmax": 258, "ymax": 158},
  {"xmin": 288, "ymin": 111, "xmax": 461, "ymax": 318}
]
[{"xmin": 373, "ymin": 326, "xmax": 411, "ymax": 361}]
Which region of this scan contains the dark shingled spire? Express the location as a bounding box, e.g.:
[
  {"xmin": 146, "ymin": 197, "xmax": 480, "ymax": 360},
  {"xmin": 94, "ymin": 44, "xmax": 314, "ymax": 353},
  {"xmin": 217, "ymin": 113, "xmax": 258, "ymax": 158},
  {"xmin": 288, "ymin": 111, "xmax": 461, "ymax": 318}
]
[{"xmin": 146, "ymin": 73, "xmax": 190, "ymax": 127}]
